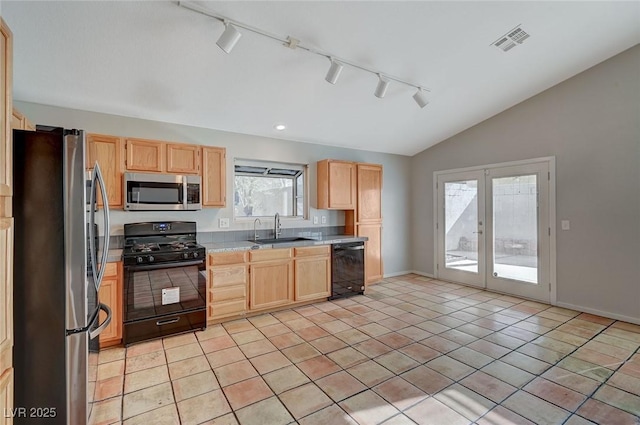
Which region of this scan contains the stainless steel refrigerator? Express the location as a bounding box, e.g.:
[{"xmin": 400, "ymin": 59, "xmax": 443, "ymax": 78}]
[{"xmin": 13, "ymin": 126, "xmax": 112, "ymax": 424}]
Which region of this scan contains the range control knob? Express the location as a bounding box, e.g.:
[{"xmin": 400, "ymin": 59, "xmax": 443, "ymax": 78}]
[
  {"xmin": 136, "ymin": 256, "xmax": 143, "ymax": 264},
  {"xmin": 148, "ymin": 255, "xmax": 155, "ymax": 263},
  {"xmin": 183, "ymin": 252, "xmax": 189, "ymax": 259},
  {"xmin": 193, "ymin": 252, "xmax": 199, "ymax": 258}
]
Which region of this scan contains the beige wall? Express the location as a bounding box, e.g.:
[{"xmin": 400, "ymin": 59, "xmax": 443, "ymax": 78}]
[
  {"xmin": 411, "ymin": 45, "xmax": 640, "ymax": 323},
  {"xmin": 15, "ymin": 101, "xmax": 413, "ymax": 276}
]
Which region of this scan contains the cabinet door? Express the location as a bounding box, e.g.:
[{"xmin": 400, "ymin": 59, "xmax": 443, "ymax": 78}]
[
  {"xmin": 87, "ymin": 134, "xmax": 122, "ymax": 208},
  {"xmin": 0, "ymin": 368, "xmax": 13, "ymax": 425},
  {"xmin": 317, "ymin": 160, "xmax": 356, "ymax": 210},
  {"xmin": 202, "ymin": 147, "xmax": 226, "ymax": 207},
  {"xmin": 1, "ymin": 20, "xmax": 12, "ymax": 198},
  {"xmin": 167, "ymin": 143, "xmax": 200, "ymax": 174},
  {"xmin": 0, "ymin": 219, "xmax": 13, "ymax": 375},
  {"xmin": 358, "ymin": 224, "xmax": 383, "ymax": 284},
  {"xmin": 250, "ymin": 260, "xmax": 293, "ymax": 310},
  {"xmin": 125, "ymin": 138, "xmax": 164, "ymax": 172},
  {"xmin": 294, "ymin": 256, "xmax": 330, "ymax": 301},
  {"xmin": 357, "ymin": 164, "xmax": 382, "ymax": 223},
  {"xmin": 98, "ymin": 263, "xmax": 122, "ymax": 348}
]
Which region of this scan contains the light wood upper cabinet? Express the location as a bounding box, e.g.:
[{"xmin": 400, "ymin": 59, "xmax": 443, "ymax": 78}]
[
  {"xmin": 1, "ymin": 19, "xmax": 12, "ymax": 200},
  {"xmin": 98, "ymin": 262, "xmax": 123, "ymax": 348},
  {"xmin": 202, "ymin": 147, "xmax": 226, "ymax": 207},
  {"xmin": 294, "ymin": 246, "xmax": 331, "ymax": 301},
  {"xmin": 125, "ymin": 138, "xmax": 164, "ymax": 172},
  {"xmin": 0, "ymin": 218, "xmax": 13, "ymax": 377},
  {"xmin": 317, "ymin": 159, "xmax": 356, "ymax": 210},
  {"xmin": 357, "ymin": 163, "xmax": 382, "ymax": 223},
  {"xmin": 87, "ymin": 133, "xmax": 123, "ymax": 208},
  {"xmin": 249, "ymin": 249, "xmax": 293, "ymax": 311},
  {"xmin": 10, "ymin": 107, "xmax": 34, "ymax": 132},
  {"xmin": 358, "ymin": 224, "xmax": 383, "ymax": 284},
  {"xmin": 167, "ymin": 143, "xmax": 201, "ymax": 174}
]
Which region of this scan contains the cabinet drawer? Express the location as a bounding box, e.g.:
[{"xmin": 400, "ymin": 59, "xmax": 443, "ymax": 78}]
[
  {"xmin": 209, "ymin": 284, "xmax": 246, "ymax": 302},
  {"xmin": 209, "ymin": 251, "xmax": 248, "ymax": 266},
  {"xmin": 294, "ymin": 245, "xmax": 329, "ymax": 257},
  {"xmin": 209, "ymin": 265, "xmax": 247, "ymax": 288},
  {"xmin": 104, "ymin": 262, "xmax": 118, "ymax": 277},
  {"xmin": 249, "ymin": 248, "xmax": 291, "ymax": 262},
  {"xmin": 209, "ymin": 299, "xmax": 246, "ymax": 318}
]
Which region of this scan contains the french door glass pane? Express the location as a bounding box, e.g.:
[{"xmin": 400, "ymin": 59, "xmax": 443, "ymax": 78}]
[
  {"xmin": 444, "ymin": 180, "xmax": 478, "ymax": 273},
  {"xmin": 492, "ymin": 175, "xmax": 538, "ymax": 283}
]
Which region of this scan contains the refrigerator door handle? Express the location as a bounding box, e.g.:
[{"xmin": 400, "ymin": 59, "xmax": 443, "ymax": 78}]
[
  {"xmin": 91, "ymin": 162, "xmax": 111, "ymax": 292},
  {"xmin": 89, "ymin": 303, "xmax": 112, "ymax": 339}
]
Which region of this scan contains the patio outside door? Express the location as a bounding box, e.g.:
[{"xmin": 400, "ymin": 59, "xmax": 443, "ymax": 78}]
[{"xmin": 436, "ymin": 160, "xmax": 552, "ymax": 303}]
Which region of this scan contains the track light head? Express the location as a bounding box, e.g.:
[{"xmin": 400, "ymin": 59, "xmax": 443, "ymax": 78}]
[
  {"xmin": 374, "ymin": 74, "xmax": 390, "ymax": 98},
  {"xmin": 413, "ymin": 88, "xmax": 429, "ymax": 108},
  {"xmin": 325, "ymin": 58, "xmax": 343, "ymax": 84},
  {"xmin": 216, "ymin": 21, "xmax": 242, "ymax": 53}
]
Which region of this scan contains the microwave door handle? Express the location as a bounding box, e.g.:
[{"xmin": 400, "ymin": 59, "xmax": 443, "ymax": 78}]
[
  {"xmin": 183, "ymin": 175, "xmax": 188, "ymax": 210},
  {"xmin": 94, "ymin": 162, "xmax": 110, "ymax": 291}
]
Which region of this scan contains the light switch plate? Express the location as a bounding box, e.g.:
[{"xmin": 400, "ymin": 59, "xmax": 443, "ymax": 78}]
[
  {"xmin": 321, "ymin": 216, "xmax": 327, "ymax": 224},
  {"xmin": 219, "ymin": 218, "xmax": 230, "ymax": 228},
  {"xmin": 561, "ymin": 220, "xmax": 570, "ymax": 230},
  {"xmin": 313, "ymin": 216, "xmax": 318, "ymax": 224}
]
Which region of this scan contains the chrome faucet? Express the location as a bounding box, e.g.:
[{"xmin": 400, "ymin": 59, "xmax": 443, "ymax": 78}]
[
  {"xmin": 274, "ymin": 212, "xmax": 282, "ymax": 239},
  {"xmin": 253, "ymin": 218, "xmax": 261, "ymax": 241}
]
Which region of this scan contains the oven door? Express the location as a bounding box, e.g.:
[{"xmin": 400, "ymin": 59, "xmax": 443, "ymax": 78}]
[
  {"xmin": 124, "ymin": 172, "xmax": 186, "ymax": 211},
  {"xmin": 123, "ymin": 259, "xmax": 207, "ymax": 345}
]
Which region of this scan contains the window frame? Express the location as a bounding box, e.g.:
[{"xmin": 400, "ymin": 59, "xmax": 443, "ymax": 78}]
[{"xmin": 233, "ymin": 158, "xmax": 309, "ymax": 221}]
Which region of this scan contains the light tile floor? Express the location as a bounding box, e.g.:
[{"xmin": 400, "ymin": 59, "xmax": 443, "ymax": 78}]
[{"xmin": 90, "ymin": 274, "xmax": 640, "ymax": 425}]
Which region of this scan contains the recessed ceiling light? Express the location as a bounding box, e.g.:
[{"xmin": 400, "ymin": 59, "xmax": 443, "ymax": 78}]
[{"xmin": 274, "ymin": 124, "xmax": 286, "ymax": 131}]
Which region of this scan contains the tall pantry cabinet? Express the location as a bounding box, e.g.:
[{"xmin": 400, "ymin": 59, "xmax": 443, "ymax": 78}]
[{"xmin": 0, "ymin": 17, "xmax": 14, "ymax": 422}]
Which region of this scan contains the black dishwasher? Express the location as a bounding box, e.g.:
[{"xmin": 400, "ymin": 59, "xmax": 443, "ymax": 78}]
[{"xmin": 331, "ymin": 241, "xmax": 365, "ymax": 299}]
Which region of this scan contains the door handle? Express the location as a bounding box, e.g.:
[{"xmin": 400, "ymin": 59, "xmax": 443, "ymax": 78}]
[
  {"xmin": 89, "ymin": 303, "xmax": 112, "ymax": 339},
  {"xmin": 473, "ymin": 230, "xmax": 483, "ymax": 235}
]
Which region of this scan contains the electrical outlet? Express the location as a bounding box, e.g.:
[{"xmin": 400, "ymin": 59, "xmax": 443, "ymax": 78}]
[
  {"xmin": 313, "ymin": 216, "xmax": 318, "ymax": 224},
  {"xmin": 321, "ymin": 216, "xmax": 327, "ymax": 224},
  {"xmin": 219, "ymin": 218, "xmax": 230, "ymax": 228}
]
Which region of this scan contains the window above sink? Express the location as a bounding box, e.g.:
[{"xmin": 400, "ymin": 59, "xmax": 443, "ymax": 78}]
[{"xmin": 234, "ymin": 159, "xmax": 308, "ymax": 221}]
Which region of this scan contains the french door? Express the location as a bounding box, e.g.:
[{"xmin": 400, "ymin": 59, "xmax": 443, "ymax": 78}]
[{"xmin": 436, "ymin": 160, "xmax": 552, "ymax": 302}]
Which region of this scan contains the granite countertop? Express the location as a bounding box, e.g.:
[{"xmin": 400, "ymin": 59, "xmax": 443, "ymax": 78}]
[
  {"xmin": 107, "ymin": 249, "xmax": 123, "ymax": 263},
  {"xmin": 203, "ymin": 234, "xmax": 368, "ymax": 253}
]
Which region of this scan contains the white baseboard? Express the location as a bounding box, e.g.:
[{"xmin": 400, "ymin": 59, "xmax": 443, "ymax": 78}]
[
  {"xmin": 383, "ymin": 270, "xmax": 435, "ymax": 279},
  {"xmin": 556, "ymin": 301, "xmax": 640, "ymax": 326}
]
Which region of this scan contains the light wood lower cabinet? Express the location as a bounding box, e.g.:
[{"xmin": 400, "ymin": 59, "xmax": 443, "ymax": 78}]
[
  {"xmin": 250, "ymin": 258, "xmax": 294, "ymax": 311},
  {"xmin": 294, "ymin": 246, "xmax": 331, "ymax": 301},
  {"xmin": 208, "ymin": 255, "xmax": 248, "ymax": 320},
  {"xmin": 0, "ymin": 219, "xmax": 13, "ymax": 379},
  {"xmin": 358, "ymin": 224, "xmax": 383, "ymax": 284},
  {"xmin": 0, "ymin": 368, "xmax": 13, "ymax": 425},
  {"xmin": 98, "ymin": 262, "xmax": 123, "ymax": 348}
]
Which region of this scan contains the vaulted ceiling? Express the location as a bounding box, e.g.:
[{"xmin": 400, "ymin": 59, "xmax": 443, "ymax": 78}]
[{"xmin": 3, "ymin": 1, "xmax": 639, "ymax": 155}]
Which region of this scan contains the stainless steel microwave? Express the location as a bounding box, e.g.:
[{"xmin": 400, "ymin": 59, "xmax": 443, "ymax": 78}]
[{"xmin": 124, "ymin": 172, "xmax": 202, "ymax": 211}]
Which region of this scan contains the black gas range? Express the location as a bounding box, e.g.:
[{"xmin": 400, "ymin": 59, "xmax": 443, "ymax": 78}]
[{"xmin": 122, "ymin": 222, "xmax": 207, "ymax": 346}]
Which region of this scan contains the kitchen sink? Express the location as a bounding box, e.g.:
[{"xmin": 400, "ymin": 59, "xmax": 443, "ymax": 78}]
[{"xmin": 250, "ymin": 237, "xmax": 314, "ymax": 244}]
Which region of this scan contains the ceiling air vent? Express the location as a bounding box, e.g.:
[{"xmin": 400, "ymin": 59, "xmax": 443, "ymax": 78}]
[{"xmin": 493, "ymin": 25, "xmax": 530, "ymax": 52}]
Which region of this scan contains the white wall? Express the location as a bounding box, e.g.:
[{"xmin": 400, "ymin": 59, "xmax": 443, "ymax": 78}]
[
  {"xmin": 15, "ymin": 101, "xmax": 413, "ymax": 276},
  {"xmin": 411, "ymin": 45, "xmax": 640, "ymax": 323}
]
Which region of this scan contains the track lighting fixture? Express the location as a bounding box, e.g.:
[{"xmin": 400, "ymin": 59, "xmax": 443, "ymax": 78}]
[
  {"xmin": 216, "ymin": 20, "xmax": 242, "ymax": 53},
  {"xmin": 374, "ymin": 74, "xmax": 390, "ymax": 98},
  {"xmin": 325, "ymin": 58, "xmax": 344, "ymax": 85},
  {"xmin": 179, "ymin": 1, "xmax": 431, "ymax": 108},
  {"xmin": 413, "ymin": 89, "xmax": 429, "ymax": 108}
]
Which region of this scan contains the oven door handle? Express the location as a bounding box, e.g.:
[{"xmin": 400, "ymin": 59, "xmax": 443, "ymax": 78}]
[{"xmin": 126, "ymin": 259, "xmax": 205, "ymax": 271}]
